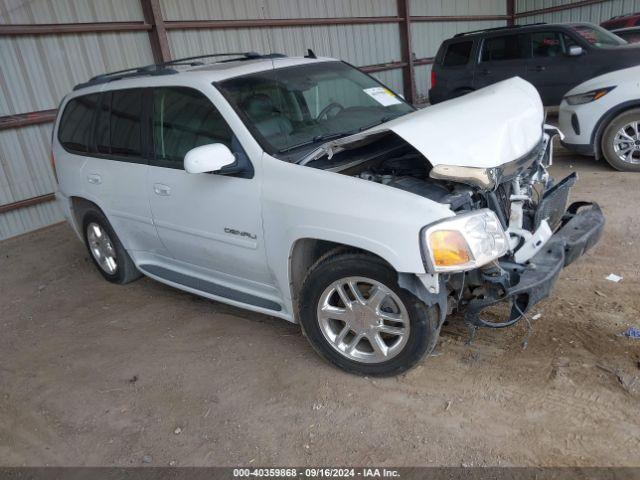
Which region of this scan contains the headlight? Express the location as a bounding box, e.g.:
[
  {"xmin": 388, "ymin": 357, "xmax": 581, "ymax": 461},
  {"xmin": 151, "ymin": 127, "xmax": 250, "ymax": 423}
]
[
  {"xmin": 564, "ymin": 86, "xmax": 616, "ymax": 105},
  {"xmin": 429, "ymin": 165, "xmax": 498, "ymax": 190},
  {"xmin": 421, "ymin": 209, "xmax": 509, "ymax": 273}
]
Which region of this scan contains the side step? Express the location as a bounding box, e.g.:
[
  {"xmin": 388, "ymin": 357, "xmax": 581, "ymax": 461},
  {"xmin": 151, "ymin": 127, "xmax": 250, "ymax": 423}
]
[{"xmin": 139, "ymin": 264, "xmax": 282, "ymax": 312}]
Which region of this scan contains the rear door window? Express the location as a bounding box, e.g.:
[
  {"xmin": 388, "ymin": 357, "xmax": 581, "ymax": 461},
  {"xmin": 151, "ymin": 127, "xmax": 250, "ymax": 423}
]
[
  {"xmin": 58, "ymin": 94, "xmax": 99, "ymax": 153},
  {"xmin": 110, "ymin": 89, "xmax": 143, "ymax": 158},
  {"xmin": 481, "ymin": 34, "xmax": 530, "ymax": 62},
  {"xmin": 442, "ymin": 41, "xmax": 473, "ymax": 66}
]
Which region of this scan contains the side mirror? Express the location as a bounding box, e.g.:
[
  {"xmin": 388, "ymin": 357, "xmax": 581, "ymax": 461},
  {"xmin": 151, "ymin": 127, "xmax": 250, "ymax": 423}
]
[
  {"xmin": 184, "ymin": 143, "xmax": 236, "ymax": 174},
  {"xmin": 568, "ymin": 45, "xmax": 584, "ymax": 56}
]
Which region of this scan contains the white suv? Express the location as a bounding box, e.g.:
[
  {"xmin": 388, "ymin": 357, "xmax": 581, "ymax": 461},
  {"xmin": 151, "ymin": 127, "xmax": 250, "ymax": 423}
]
[{"xmin": 53, "ymin": 53, "xmax": 604, "ymax": 375}]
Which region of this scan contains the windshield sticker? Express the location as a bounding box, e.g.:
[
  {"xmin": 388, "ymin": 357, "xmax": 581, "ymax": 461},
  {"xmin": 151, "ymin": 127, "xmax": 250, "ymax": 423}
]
[{"xmin": 363, "ymin": 87, "xmax": 402, "ymax": 107}]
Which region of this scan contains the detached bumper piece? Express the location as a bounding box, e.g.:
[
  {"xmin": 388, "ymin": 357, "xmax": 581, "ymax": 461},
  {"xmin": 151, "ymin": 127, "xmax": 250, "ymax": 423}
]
[{"xmin": 465, "ymin": 202, "xmax": 604, "ymax": 328}]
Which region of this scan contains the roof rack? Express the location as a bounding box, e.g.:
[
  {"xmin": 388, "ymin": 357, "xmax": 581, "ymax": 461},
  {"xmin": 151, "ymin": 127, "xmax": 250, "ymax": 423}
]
[
  {"xmin": 453, "ymin": 22, "xmax": 547, "ymax": 37},
  {"xmin": 73, "ymin": 52, "xmax": 286, "ymax": 91}
]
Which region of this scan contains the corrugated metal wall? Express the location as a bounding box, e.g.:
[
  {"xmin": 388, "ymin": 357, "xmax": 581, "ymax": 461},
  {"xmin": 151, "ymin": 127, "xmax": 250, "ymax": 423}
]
[
  {"xmin": 3, "ymin": 0, "xmax": 635, "ymax": 240},
  {"xmin": 0, "ymin": 0, "xmax": 154, "ymax": 240},
  {"xmin": 516, "ymin": 0, "xmax": 640, "ymax": 23}
]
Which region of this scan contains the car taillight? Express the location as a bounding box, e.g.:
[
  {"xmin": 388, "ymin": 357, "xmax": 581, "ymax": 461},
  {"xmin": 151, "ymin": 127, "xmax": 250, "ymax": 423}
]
[
  {"xmin": 50, "ymin": 151, "xmax": 58, "ymax": 183},
  {"xmin": 431, "ymin": 70, "xmax": 436, "ymax": 88}
]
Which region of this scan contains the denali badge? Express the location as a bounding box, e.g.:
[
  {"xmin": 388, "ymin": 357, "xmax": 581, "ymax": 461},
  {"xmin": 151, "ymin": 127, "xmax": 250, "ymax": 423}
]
[{"xmin": 224, "ymin": 227, "xmax": 257, "ymax": 240}]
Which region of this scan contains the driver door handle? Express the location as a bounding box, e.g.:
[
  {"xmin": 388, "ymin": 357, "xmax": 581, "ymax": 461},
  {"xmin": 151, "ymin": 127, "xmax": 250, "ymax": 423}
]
[
  {"xmin": 153, "ymin": 183, "xmax": 171, "ymax": 196},
  {"xmin": 479, "ymin": 68, "xmax": 491, "ymax": 76},
  {"xmin": 530, "ymin": 65, "xmax": 546, "ymax": 72}
]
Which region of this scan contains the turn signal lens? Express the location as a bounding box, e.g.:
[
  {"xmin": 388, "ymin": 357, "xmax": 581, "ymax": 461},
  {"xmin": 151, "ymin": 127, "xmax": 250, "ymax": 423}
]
[
  {"xmin": 421, "ymin": 209, "xmax": 509, "ymax": 273},
  {"xmin": 429, "ymin": 230, "xmax": 472, "ymax": 267}
]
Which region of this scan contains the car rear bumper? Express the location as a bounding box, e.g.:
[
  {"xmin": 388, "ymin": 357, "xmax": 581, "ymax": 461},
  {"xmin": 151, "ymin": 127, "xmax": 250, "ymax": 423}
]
[{"xmin": 464, "ymin": 202, "xmax": 605, "ymax": 327}]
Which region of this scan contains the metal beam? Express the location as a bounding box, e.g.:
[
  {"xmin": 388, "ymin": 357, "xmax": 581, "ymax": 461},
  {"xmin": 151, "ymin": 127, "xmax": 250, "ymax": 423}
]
[
  {"xmin": 140, "ymin": 0, "xmax": 171, "ymax": 63},
  {"xmin": 0, "ymin": 22, "xmax": 150, "ymax": 36},
  {"xmin": 164, "ymin": 17, "xmax": 403, "ymax": 30},
  {"xmin": 397, "ymin": 0, "xmax": 416, "ymax": 105},
  {"xmin": 0, "ymin": 193, "xmax": 56, "ymax": 215},
  {"xmin": 507, "ymin": 0, "xmax": 516, "ymax": 26},
  {"xmin": 0, "ymin": 109, "xmax": 58, "ymax": 130},
  {"xmin": 515, "ymin": 0, "xmax": 608, "ymax": 18},
  {"xmin": 410, "ymin": 15, "xmax": 511, "ymax": 22}
]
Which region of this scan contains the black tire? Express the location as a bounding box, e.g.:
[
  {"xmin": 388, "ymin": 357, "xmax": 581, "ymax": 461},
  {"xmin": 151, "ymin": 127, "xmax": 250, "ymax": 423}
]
[
  {"xmin": 601, "ymin": 108, "xmax": 640, "ymax": 172},
  {"xmin": 82, "ymin": 209, "xmax": 142, "ymax": 284},
  {"xmin": 298, "ymin": 252, "xmax": 440, "ymax": 376}
]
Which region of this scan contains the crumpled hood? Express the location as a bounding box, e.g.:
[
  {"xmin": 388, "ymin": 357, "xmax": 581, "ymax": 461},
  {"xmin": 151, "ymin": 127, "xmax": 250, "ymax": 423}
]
[{"xmin": 306, "ymin": 77, "xmax": 544, "ymax": 169}]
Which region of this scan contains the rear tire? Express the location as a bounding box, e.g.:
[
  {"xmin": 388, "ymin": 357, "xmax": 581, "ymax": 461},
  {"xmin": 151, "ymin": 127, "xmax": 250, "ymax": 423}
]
[
  {"xmin": 298, "ymin": 252, "xmax": 440, "ymax": 376},
  {"xmin": 601, "ymin": 108, "xmax": 640, "ymax": 172},
  {"xmin": 82, "ymin": 209, "xmax": 142, "ymax": 284}
]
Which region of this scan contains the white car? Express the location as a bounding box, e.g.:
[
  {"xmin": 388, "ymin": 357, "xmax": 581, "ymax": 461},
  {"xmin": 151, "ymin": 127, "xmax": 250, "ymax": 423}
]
[
  {"xmin": 559, "ymin": 65, "xmax": 640, "ymax": 171},
  {"xmin": 52, "ymin": 54, "xmax": 604, "ymax": 375}
]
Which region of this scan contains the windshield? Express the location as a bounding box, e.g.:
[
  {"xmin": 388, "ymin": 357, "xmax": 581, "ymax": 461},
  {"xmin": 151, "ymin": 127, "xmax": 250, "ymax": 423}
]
[
  {"xmin": 217, "ymin": 61, "xmax": 414, "ymax": 156},
  {"xmin": 569, "ymin": 24, "xmax": 627, "ymax": 46}
]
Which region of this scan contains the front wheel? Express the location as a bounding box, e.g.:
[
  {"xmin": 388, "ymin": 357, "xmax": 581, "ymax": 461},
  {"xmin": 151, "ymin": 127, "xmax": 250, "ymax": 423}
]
[
  {"xmin": 601, "ymin": 108, "xmax": 640, "ymax": 172},
  {"xmin": 298, "ymin": 252, "xmax": 440, "ymax": 376}
]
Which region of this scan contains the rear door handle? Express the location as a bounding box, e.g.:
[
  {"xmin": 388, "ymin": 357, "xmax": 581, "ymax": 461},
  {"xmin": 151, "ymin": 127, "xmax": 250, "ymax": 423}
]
[
  {"xmin": 479, "ymin": 68, "xmax": 491, "ymax": 75},
  {"xmin": 153, "ymin": 183, "xmax": 171, "ymax": 196},
  {"xmin": 530, "ymin": 65, "xmax": 546, "ymax": 72},
  {"xmin": 87, "ymin": 174, "xmax": 102, "ymax": 185}
]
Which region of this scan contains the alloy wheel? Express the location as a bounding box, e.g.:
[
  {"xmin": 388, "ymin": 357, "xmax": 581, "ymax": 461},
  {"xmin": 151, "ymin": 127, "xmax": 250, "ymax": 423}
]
[
  {"xmin": 316, "ymin": 276, "xmax": 410, "ymax": 364},
  {"xmin": 613, "ymin": 120, "xmax": 640, "ymax": 165},
  {"xmin": 86, "ymin": 222, "xmax": 118, "ymax": 275}
]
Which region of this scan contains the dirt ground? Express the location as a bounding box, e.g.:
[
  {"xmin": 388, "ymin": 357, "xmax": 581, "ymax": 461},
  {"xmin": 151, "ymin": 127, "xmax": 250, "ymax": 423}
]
[{"xmin": 1, "ymin": 152, "xmax": 639, "ymax": 467}]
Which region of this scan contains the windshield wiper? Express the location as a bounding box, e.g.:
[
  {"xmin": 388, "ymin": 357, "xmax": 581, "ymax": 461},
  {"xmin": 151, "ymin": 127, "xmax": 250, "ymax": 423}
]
[
  {"xmin": 279, "ymin": 114, "xmax": 399, "ymax": 154},
  {"xmin": 277, "ymin": 131, "xmax": 352, "ymax": 153}
]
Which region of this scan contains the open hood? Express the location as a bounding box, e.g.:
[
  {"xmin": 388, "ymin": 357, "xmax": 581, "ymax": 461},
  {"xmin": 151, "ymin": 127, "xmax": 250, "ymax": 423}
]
[{"xmin": 302, "ymin": 77, "xmax": 544, "ymax": 169}]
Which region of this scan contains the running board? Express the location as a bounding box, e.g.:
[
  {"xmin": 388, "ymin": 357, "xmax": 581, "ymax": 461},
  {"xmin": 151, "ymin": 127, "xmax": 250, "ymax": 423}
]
[{"xmin": 139, "ymin": 264, "xmax": 282, "ymax": 312}]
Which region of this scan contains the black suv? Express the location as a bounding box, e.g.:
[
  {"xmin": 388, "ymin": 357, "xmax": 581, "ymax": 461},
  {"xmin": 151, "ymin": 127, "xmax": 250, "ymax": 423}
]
[{"xmin": 429, "ymin": 22, "xmax": 640, "ymax": 106}]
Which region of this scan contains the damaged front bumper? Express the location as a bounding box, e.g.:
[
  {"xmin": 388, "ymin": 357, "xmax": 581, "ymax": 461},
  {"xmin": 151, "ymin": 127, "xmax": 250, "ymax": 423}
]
[{"xmin": 464, "ymin": 202, "xmax": 605, "ymax": 328}]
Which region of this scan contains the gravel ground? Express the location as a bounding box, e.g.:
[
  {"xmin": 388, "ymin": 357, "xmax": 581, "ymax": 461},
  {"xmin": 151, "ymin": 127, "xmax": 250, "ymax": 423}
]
[{"xmin": 0, "ymin": 153, "xmax": 639, "ymax": 467}]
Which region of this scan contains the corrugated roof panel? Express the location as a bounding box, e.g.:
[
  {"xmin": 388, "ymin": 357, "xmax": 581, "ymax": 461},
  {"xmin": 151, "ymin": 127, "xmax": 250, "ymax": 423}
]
[
  {"xmin": 516, "ymin": 0, "xmax": 640, "ymax": 22},
  {"xmin": 411, "ymin": 19, "xmax": 507, "ymax": 58},
  {"xmin": 0, "ymin": 200, "xmax": 64, "ymax": 241},
  {"xmin": 0, "ymin": 123, "xmax": 55, "ymax": 205},
  {"xmin": 410, "ymin": 0, "xmax": 506, "ymax": 16},
  {"xmin": 168, "ymin": 23, "xmax": 402, "ymax": 67},
  {"xmin": 0, "ymin": 0, "xmax": 144, "ymax": 24},
  {"xmin": 160, "ymin": 0, "xmax": 397, "ymax": 21},
  {"xmin": 0, "ymin": 32, "xmax": 154, "ymax": 115}
]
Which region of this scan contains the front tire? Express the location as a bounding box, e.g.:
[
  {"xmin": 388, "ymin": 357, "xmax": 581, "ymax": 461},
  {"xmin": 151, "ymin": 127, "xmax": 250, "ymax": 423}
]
[
  {"xmin": 601, "ymin": 108, "xmax": 640, "ymax": 172},
  {"xmin": 82, "ymin": 209, "xmax": 142, "ymax": 284},
  {"xmin": 298, "ymin": 252, "xmax": 440, "ymax": 376}
]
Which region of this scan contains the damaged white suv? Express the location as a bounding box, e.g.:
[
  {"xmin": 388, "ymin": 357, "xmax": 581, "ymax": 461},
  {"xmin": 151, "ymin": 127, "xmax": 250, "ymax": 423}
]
[{"xmin": 53, "ymin": 53, "xmax": 604, "ymax": 375}]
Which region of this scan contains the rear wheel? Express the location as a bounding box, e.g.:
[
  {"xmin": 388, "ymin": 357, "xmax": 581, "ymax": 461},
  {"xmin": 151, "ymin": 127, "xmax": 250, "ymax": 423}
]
[
  {"xmin": 82, "ymin": 210, "xmax": 142, "ymax": 284},
  {"xmin": 298, "ymin": 252, "xmax": 440, "ymax": 376},
  {"xmin": 601, "ymin": 108, "xmax": 640, "ymax": 172}
]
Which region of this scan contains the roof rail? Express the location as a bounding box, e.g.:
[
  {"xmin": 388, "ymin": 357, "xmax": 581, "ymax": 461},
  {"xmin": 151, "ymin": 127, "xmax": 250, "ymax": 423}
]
[
  {"xmin": 73, "ymin": 52, "xmax": 286, "ymax": 91},
  {"xmin": 453, "ymin": 22, "xmax": 547, "ymax": 37}
]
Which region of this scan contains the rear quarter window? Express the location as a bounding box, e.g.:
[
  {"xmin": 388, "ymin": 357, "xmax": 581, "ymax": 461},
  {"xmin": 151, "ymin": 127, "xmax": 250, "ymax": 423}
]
[
  {"xmin": 442, "ymin": 41, "xmax": 473, "ymax": 67},
  {"xmin": 58, "ymin": 94, "xmax": 99, "ymax": 153}
]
